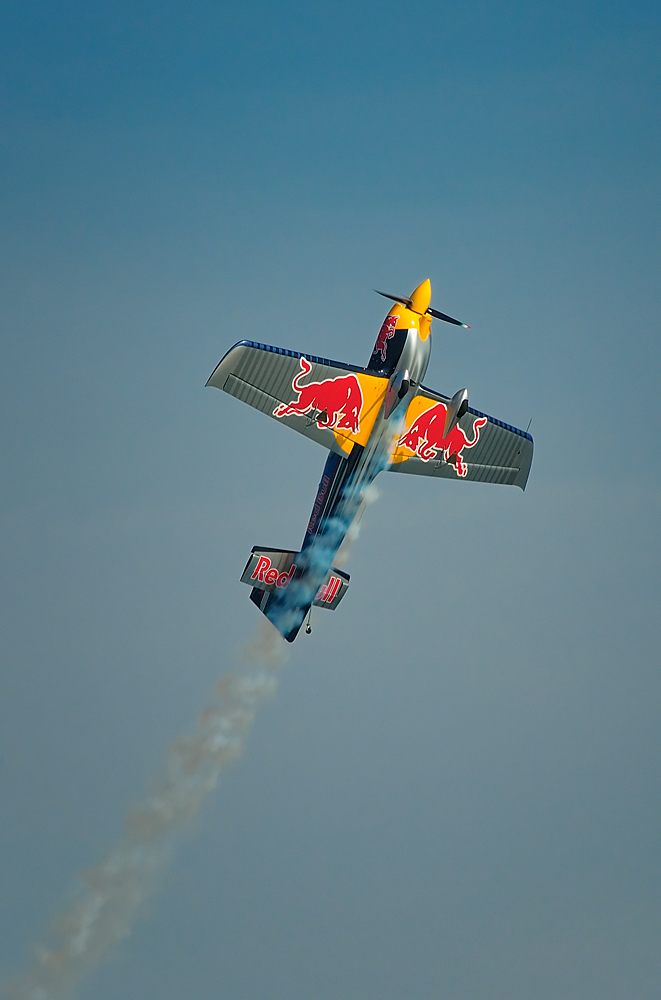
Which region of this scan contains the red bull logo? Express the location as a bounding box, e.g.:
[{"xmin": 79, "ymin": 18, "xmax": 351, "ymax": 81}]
[
  {"xmin": 274, "ymin": 357, "xmax": 363, "ymax": 434},
  {"xmin": 373, "ymin": 314, "xmax": 398, "ymax": 362},
  {"xmin": 398, "ymin": 403, "xmax": 487, "ymax": 476}
]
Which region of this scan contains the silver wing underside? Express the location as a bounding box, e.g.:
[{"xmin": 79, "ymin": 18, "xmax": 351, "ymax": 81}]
[
  {"xmin": 206, "ymin": 340, "xmax": 376, "ymax": 458},
  {"xmin": 207, "ymin": 341, "xmax": 533, "ymax": 490},
  {"xmin": 388, "ymin": 386, "xmax": 533, "ymax": 490}
]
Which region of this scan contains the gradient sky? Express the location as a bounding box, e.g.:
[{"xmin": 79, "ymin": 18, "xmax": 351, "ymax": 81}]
[{"xmin": 1, "ymin": 1, "xmax": 660, "ymax": 998}]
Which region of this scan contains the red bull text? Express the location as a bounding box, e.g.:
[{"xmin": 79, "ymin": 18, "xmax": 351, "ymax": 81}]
[
  {"xmin": 315, "ymin": 575, "xmax": 342, "ymax": 604},
  {"xmin": 251, "ymin": 556, "xmax": 296, "ymax": 589}
]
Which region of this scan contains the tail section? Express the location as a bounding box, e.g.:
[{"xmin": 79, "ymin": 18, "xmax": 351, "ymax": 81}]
[
  {"xmin": 240, "ymin": 547, "xmax": 299, "ymax": 591},
  {"xmin": 241, "ymin": 546, "xmax": 350, "ymax": 641}
]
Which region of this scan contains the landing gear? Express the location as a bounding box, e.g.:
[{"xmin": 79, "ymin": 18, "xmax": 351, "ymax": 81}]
[{"xmin": 305, "ymin": 608, "xmax": 313, "ymax": 635}]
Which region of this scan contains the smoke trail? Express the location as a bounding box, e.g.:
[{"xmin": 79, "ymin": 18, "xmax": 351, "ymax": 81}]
[
  {"xmin": 266, "ymin": 424, "xmax": 394, "ymax": 639},
  {"xmin": 333, "ymin": 482, "xmax": 381, "ymax": 569},
  {"xmin": 0, "ymin": 622, "xmax": 287, "ymax": 1000}
]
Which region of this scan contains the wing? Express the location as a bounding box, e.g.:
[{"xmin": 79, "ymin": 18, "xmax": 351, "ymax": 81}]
[
  {"xmin": 206, "ymin": 340, "xmax": 388, "ymax": 457},
  {"xmin": 389, "ymin": 386, "xmax": 533, "ymax": 490}
]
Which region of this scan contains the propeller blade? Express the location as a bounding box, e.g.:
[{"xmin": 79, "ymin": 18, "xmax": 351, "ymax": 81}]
[
  {"xmin": 375, "ymin": 290, "xmax": 470, "ymax": 328},
  {"xmin": 427, "ymin": 307, "xmax": 470, "ymax": 329},
  {"xmin": 375, "ymin": 290, "xmax": 413, "ymax": 307}
]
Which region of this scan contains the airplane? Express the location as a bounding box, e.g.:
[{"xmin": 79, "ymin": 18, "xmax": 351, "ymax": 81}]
[{"xmin": 206, "ymin": 279, "xmax": 533, "ymax": 642}]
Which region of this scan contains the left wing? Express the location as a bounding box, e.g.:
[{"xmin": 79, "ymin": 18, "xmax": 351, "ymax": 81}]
[
  {"xmin": 206, "ymin": 340, "xmax": 388, "ymax": 458},
  {"xmin": 389, "ymin": 386, "xmax": 533, "ymax": 490}
]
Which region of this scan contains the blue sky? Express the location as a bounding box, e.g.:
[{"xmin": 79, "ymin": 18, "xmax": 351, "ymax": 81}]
[{"xmin": 1, "ymin": 2, "xmax": 660, "ymax": 998}]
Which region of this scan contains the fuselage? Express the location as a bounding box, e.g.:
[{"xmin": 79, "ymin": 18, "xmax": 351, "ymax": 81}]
[{"xmin": 264, "ymin": 281, "xmax": 434, "ymax": 639}]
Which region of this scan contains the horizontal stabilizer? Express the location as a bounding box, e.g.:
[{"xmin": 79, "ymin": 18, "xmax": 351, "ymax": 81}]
[
  {"xmin": 241, "ymin": 546, "xmax": 350, "ymax": 611},
  {"xmin": 312, "ymin": 567, "xmax": 350, "ymax": 610},
  {"xmin": 240, "ymin": 547, "xmax": 298, "ymax": 591}
]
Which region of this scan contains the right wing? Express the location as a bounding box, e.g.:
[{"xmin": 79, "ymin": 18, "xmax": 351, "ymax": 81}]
[
  {"xmin": 389, "ymin": 385, "xmax": 533, "ymax": 490},
  {"xmin": 206, "ymin": 340, "xmax": 388, "ymax": 457}
]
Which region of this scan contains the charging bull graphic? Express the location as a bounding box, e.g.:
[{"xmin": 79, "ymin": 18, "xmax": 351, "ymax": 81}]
[
  {"xmin": 274, "ymin": 356, "xmax": 364, "ymax": 434},
  {"xmin": 398, "ymin": 403, "xmax": 488, "ymax": 476},
  {"xmin": 373, "ymin": 314, "xmax": 398, "ymax": 362}
]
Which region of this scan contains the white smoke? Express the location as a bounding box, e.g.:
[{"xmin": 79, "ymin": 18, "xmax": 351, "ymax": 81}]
[
  {"xmin": 1, "ymin": 478, "xmax": 384, "ymax": 999},
  {"xmin": 1, "ymin": 621, "xmax": 288, "ymax": 1000},
  {"xmin": 334, "ymin": 483, "xmax": 381, "ymax": 568}
]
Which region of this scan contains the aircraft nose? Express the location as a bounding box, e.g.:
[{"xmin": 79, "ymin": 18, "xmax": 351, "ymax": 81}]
[{"xmin": 409, "ymin": 279, "xmax": 432, "ymax": 315}]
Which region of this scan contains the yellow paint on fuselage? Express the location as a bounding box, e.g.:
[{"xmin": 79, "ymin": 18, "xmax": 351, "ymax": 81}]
[
  {"xmin": 331, "ymin": 371, "xmax": 389, "ymax": 454},
  {"xmin": 418, "ymin": 311, "xmax": 432, "ymax": 341},
  {"xmin": 387, "ymin": 279, "xmax": 433, "ymax": 339},
  {"xmin": 392, "ymin": 303, "xmax": 418, "ymax": 329},
  {"xmin": 332, "ymin": 279, "xmax": 435, "ymax": 454}
]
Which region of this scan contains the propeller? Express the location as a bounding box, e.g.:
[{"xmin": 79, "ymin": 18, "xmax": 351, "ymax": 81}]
[
  {"xmin": 427, "ymin": 307, "xmax": 470, "ymax": 329},
  {"xmin": 375, "ymin": 290, "xmax": 413, "ymax": 307},
  {"xmin": 375, "ymin": 290, "xmax": 470, "ymax": 329}
]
